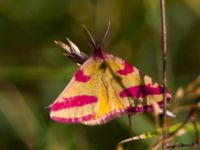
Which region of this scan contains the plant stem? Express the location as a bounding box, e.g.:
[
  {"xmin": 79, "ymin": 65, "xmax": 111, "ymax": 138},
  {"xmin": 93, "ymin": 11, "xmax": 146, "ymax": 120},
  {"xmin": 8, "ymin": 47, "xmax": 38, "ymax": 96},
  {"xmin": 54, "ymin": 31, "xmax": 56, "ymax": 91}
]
[{"xmin": 160, "ymin": 0, "xmax": 168, "ymax": 149}]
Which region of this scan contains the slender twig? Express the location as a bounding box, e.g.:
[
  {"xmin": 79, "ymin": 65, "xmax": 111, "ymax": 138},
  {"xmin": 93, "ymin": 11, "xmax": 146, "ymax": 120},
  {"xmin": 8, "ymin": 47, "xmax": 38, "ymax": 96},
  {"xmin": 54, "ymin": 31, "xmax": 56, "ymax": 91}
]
[
  {"xmin": 128, "ymin": 115, "xmax": 132, "ymax": 135},
  {"xmin": 192, "ymin": 117, "xmax": 200, "ymax": 145},
  {"xmin": 149, "ymin": 98, "xmax": 200, "ymax": 150},
  {"xmin": 160, "ymin": 0, "xmax": 168, "ymax": 149},
  {"xmin": 166, "ymin": 143, "xmax": 200, "ymax": 150},
  {"xmin": 191, "ymin": 99, "xmax": 200, "ymax": 145}
]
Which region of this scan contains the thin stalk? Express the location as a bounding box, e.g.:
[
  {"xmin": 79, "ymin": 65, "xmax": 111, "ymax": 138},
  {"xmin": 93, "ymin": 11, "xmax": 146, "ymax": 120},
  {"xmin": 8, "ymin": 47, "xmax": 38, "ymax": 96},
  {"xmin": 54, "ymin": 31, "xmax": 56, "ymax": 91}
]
[
  {"xmin": 160, "ymin": 0, "xmax": 168, "ymax": 149},
  {"xmin": 128, "ymin": 115, "xmax": 132, "ymax": 135}
]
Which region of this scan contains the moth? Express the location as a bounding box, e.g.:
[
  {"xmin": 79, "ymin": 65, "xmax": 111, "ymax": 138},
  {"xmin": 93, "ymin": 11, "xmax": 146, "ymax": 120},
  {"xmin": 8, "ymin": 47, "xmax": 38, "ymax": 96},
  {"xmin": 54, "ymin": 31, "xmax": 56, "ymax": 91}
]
[{"xmin": 50, "ymin": 24, "xmax": 172, "ymax": 125}]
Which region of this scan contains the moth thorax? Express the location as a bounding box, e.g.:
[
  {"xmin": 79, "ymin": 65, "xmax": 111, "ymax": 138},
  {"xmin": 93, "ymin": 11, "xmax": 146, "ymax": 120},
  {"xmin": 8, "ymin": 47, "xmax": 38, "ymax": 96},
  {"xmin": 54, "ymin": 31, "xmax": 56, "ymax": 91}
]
[{"xmin": 99, "ymin": 61, "xmax": 107, "ymax": 70}]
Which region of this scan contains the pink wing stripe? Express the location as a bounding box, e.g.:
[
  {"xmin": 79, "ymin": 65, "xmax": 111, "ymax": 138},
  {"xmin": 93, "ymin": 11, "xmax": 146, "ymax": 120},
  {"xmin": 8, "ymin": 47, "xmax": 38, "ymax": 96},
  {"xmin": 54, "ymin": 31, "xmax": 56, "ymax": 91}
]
[
  {"xmin": 95, "ymin": 99, "xmax": 170, "ymax": 124},
  {"xmin": 119, "ymin": 85, "xmax": 169, "ymax": 98},
  {"xmin": 127, "ymin": 96, "xmax": 171, "ymax": 113},
  {"xmin": 51, "ymin": 95, "xmax": 97, "ymax": 111},
  {"xmin": 74, "ymin": 69, "xmax": 91, "ymax": 82},
  {"xmin": 51, "ymin": 113, "xmax": 94, "ymax": 123},
  {"xmin": 117, "ymin": 61, "xmax": 134, "ymax": 75}
]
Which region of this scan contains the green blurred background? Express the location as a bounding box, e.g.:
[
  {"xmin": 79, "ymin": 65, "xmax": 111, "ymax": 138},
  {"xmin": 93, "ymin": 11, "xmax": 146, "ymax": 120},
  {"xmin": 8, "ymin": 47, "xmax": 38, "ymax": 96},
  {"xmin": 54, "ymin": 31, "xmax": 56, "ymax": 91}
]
[{"xmin": 0, "ymin": 0, "xmax": 200, "ymax": 150}]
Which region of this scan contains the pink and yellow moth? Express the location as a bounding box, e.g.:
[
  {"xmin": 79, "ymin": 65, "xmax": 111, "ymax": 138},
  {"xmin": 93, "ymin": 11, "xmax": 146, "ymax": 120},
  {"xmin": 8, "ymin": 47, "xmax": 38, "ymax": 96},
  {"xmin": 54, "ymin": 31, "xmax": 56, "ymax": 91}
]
[{"xmin": 50, "ymin": 25, "xmax": 172, "ymax": 125}]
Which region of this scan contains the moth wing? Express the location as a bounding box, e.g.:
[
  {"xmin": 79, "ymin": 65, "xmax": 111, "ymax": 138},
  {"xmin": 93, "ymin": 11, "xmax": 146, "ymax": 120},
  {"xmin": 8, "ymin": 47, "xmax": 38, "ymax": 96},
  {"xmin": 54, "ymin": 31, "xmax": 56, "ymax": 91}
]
[
  {"xmin": 82, "ymin": 52, "xmax": 171, "ymax": 125},
  {"xmin": 50, "ymin": 56, "xmax": 102, "ymax": 125},
  {"xmin": 101, "ymin": 52, "xmax": 172, "ymax": 114},
  {"xmin": 50, "ymin": 51, "xmax": 172, "ymax": 125}
]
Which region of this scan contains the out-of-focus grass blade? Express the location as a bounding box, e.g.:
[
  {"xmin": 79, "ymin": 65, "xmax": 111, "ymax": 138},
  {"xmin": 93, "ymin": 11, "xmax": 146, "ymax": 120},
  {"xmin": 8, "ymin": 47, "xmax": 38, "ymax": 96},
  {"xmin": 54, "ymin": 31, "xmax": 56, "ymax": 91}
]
[
  {"xmin": 45, "ymin": 124, "xmax": 94, "ymax": 150},
  {"xmin": 184, "ymin": 0, "xmax": 200, "ymax": 16},
  {"xmin": 0, "ymin": 66, "xmax": 76, "ymax": 81},
  {"xmin": 119, "ymin": 122, "xmax": 200, "ymax": 144},
  {"xmin": 0, "ymin": 84, "xmax": 41, "ymax": 150}
]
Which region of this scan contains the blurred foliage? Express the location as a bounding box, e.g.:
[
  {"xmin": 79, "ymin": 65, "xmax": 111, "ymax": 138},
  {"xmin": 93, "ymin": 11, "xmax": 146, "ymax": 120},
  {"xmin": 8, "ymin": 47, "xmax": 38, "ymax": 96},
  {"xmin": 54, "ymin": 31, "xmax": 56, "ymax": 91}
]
[{"xmin": 0, "ymin": 0, "xmax": 200, "ymax": 150}]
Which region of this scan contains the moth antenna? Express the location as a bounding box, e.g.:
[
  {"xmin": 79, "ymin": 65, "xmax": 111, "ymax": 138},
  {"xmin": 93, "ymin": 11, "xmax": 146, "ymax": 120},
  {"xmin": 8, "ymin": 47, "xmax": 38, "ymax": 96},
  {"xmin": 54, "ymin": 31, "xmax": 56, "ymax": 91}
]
[
  {"xmin": 82, "ymin": 25, "xmax": 97, "ymax": 49},
  {"xmin": 101, "ymin": 20, "xmax": 111, "ymax": 46}
]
